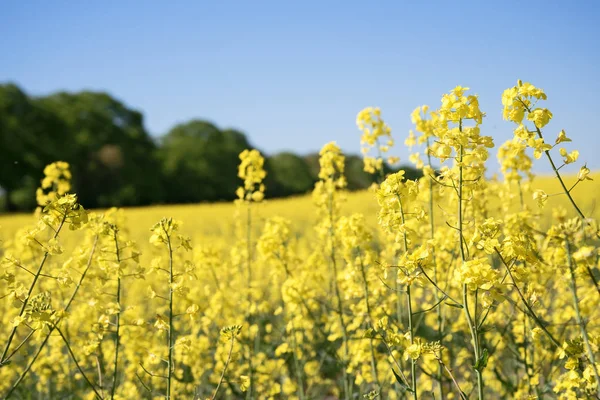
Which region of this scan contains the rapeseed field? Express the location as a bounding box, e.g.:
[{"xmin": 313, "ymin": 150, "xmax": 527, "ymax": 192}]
[{"xmin": 1, "ymin": 83, "xmax": 599, "ymax": 400}]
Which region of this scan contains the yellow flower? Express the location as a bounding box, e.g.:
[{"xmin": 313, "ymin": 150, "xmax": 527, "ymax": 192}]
[
  {"xmin": 318, "ymin": 141, "xmax": 345, "ymax": 181},
  {"xmin": 36, "ymin": 161, "xmax": 72, "ymax": 206},
  {"xmin": 577, "ymin": 165, "xmax": 592, "ymax": 181},
  {"xmin": 405, "ymin": 342, "xmax": 422, "ymax": 360},
  {"xmin": 456, "ymin": 258, "xmax": 502, "ymax": 300},
  {"xmin": 175, "ymin": 336, "xmax": 192, "ymax": 352},
  {"xmin": 531, "ymin": 328, "xmax": 542, "ymax": 341},
  {"xmin": 186, "ymin": 303, "xmax": 200, "ymax": 320},
  {"xmin": 154, "ymin": 314, "xmax": 169, "ymax": 331},
  {"xmin": 237, "ymin": 149, "xmax": 267, "ymax": 202},
  {"xmin": 559, "ymin": 148, "xmax": 579, "ymax": 164},
  {"xmin": 533, "ymin": 189, "xmax": 548, "ymax": 208},
  {"xmin": 555, "ymin": 129, "xmax": 571, "ymax": 144},
  {"xmin": 527, "ymin": 138, "xmax": 552, "ymax": 159},
  {"xmin": 239, "ymin": 375, "xmax": 251, "ymax": 392},
  {"xmin": 527, "ymin": 108, "xmax": 553, "ymax": 128},
  {"xmin": 357, "ymin": 106, "xmax": 394, "ymax": 175}
]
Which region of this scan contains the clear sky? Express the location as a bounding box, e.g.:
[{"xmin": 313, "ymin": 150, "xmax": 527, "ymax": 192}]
[{"xmin": 1, "ymin": 0, "xmax": 599, "ymax": 173}]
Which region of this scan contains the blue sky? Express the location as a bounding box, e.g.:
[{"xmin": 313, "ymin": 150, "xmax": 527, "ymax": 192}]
[{"xmin": 2, "ymin": 0, "xmax": 599, "ymax": 174}]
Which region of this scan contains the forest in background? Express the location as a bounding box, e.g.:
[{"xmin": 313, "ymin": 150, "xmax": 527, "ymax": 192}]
[{"xmin": 0, "ymin": 83, "xmax": 420, "ymax": 212}]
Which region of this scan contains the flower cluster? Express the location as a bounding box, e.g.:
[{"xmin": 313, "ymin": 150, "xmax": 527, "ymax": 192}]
[
  {"xmin": 236, "ymin": 149, "xmax": 267, "ymax": 202},
  {"xmin": 356, "ymin": 107, "xmax": 397, "ymax": 174},
  {"xmin": 35, "ymin": 161, "xmax": 72, "ymax": 206}
]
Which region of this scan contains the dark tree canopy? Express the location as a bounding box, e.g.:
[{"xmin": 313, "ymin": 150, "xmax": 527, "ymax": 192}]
[
  {"xmin": 35, "ymin": 91, "xmax": 164, "ymax": 208},
  {"xmin": 0, "ymin": 83, "xmax": 423, "ymax": 212},
  {"xmin": 0, "ymin": 84, "xmax": 68, "ymax": 210},
  {"xmin": 266, "ymin": 152, "xmax": 316, "ymax": 197},
  {"xmin": 159, "ymin": 121, "xmax": 252, "ymax": 203}
]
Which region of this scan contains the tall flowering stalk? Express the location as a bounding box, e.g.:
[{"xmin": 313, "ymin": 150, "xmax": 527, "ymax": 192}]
[
  {"xmin": 1, "ymin": 162, "xmax": 87, "ymax": 367},
  {"xmin": 407, "ymin": 105, "xmax": 448, "ymax": 398},
  {"xmin": 496, "ymin": 135, "xmax": 544, "ymax": 395},
  {"xmin": 212, "ymin": 325, "xmax": 242, "ymax": 400},
  {"xmin": 501, "ymin": 81, "xmax": 600, "ymax": 397},
  {"xmin": 4, "ymin": 214, "xmax": 102, "ymax": 398},
  {"xmin": 376, "ymin": 170, "xmax": 429, "ymax": 399},
  {"xmin": 257, "ymin": 217, "xmax": 306, "ymax": 399},
  {"xmin": 146, "ymin": 218, "xmax": 193, "ymax": 399},
  {"xmin": 313, "ymin": 142, "xmax": 351, "ymax": 399},
  {"xmin": 357, "ymin": 107, "xmax": 406, "ymax": 347},
  {"xmin": 107, "ymin": 224, "xmax": 123, "ymax": 399},
  {"xmin": 501, "ymin": 81, "xmax": 592, "ymax": 222},
  {"xmin": 74, "ymin": 207, "xmax": 144, "ymax": 398},
  {"xmin": 502, "ymin": 81, "xmax": 599, "ymax": 293},
  {"xmin": 337, "ymin": 214, "xmax": 382, "ymax": 394},
  {"xmin": 541, "ymin": 218, "xmax": 600, "ymax": 397},
  {"xmin": 427, "ymin": 86, "xmax": 495, "ymax": 399},
  {"xmin": 235, "ymin": 148, "xmax": 266, "ymax": 400}
]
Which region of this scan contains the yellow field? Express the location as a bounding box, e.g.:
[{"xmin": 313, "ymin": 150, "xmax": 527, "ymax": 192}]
[
  {"xmin": 1, "ymin": 85, "xmax": 599, "ymax": 400},
  {"xmin": 1, "ymin": 173, "xmax": 596, "ymax": 254},
  {"xmin": 0, "ymin": 170, "xmax": 597, "ymax": 399}
]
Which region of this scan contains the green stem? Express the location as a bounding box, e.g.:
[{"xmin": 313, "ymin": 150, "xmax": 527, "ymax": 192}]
[
  {"xmin": 212, "ymin": 335, "xmax": 235, "ymax": 400},
  {"xmin": 517, "ymin": 180, "xmax": 525, "ymax": 210},
  {"xmin": 358, "ymin": 255, "xmax": 381, "ymax": 394},
  {"xmin": 328, "ymin": 191, "xmax": 351, "ymax": 400},
  {"xmin": 434, "ymin": 353, "xmax": 468, "ymax": 400},
  {"xmin": 57, "ymin": 327, "xmax": 104, "ymax": 399},
  {"xmin": 427, "ymin": 136, "xmax": 445, "ymax": 400},
  {"xmin": 494, "ymin": 248, "xmax": 561, "ymax": 348},
  {"xmin": 516, "ymin": 180, "xmax": 537, "ymax": 396},
  {"xmin": 4, "ymin": 329, "xmax": 52, "ymax": 399},
  {"xmin": 245, "ymin": 203, "xmax": 255, "ymax": 400},
  {"xmin": 110, "ymin": 229, "xmax": 122, "ymax": 399},
  {"xmin": 166, "ymin": 231, "xmax": 174, "ymax": 400},
  {"xmin": 418, "ymin": 267, "xmax": 462, "ymax": 307},
  {"xmin": 289, "ymin": 319, "xmax": 305, "ymax": 400},
  {"xmin": 281, "ymin": 265, "xmax": 306, "ymax": 400},
  {"xmin": 457, "ymin": 141, "xmax": 484, "ymax": 399},
  {"xmin": 396, "ymin": 194, "xmax": 417, "ymax": 399},
  {"xmin": 564, "ymin": 238, "xmax": 600, "ymax": 397},
  {"xmin": 407, "ymin": 285, "xmax": 417, "ymax": 400},
  {"xmin": 518, "ymin": 99, "xmax": 590, "ymax": 225}
]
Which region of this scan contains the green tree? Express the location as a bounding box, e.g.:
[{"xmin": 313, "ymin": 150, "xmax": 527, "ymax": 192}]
[
  {"xmin": 0, "ymin": 83, "xmax": 424, "ymax": 212},
  {"xmin": 266, "ymin": 152, "xmax": 315, "ymax": 197},
  {"xmin": 36, "ymin": 91, "xmax": 164, "ymax": 208},
  {"xmin": 159, "ymin": 120, "xmax": 252, "ymax": 203},
  {"xmin": 0, "ymin": 84, "xmax": 67, "ymax": 211}
]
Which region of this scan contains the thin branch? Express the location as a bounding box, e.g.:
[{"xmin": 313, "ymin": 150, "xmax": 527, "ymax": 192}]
[
  {"xmin": 212, "ymin": 335, "xmax": 236, "ymax": 399},
  {"xmin": 56, "ymin": 327, "xmax": 104, "ymax": 400},
  {"xmin": 494, "ymin": 247, "xmax": 561, "ymax": 348},
  {"xmin": 5, "ymin": 329, "xmax": 35, "ymax": 362},
  {"xmin": 419, "ymin": 267, "xmax": 462, "ymax": 307},
  {"xmin": 139, "ymin": 362, "xmax": 168, "ymax": 379}
]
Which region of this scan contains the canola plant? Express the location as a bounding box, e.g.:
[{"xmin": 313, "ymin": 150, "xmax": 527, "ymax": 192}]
[{"xmin": 0, "ymin": 82, "xmax": 599, "ymax": 400}]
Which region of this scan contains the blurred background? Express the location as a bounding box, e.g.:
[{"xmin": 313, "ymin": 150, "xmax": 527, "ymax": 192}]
[{"xmin": 1, "ymin": 0, "xmax": 598, "ymax": 212}]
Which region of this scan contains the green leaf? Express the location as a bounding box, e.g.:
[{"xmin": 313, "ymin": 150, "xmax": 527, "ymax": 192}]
[
  {"xmin": 392, "ymin": 368, "xmax": 413, "ymax": 392},
  {"xmin": 474, "ymin": 348, "xmax": 489, "ymax": 371},
  {"xmin": 445, "ymin": 301, "xmax": 464, "ymax": 309}
]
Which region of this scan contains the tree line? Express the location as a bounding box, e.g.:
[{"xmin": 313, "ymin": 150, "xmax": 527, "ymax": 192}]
[{"xmin": 0, "ymin": 83, "xmax": 421, "ymax": 212}]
